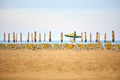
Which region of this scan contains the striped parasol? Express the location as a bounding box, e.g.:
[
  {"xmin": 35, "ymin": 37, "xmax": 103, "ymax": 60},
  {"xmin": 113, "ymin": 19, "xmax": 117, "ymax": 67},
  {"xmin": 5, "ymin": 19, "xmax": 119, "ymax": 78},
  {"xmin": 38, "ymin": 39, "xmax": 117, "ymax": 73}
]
[
  {"xmin": 34, "ymin": 31, "xmax": 37, "ymax": 42},
  {"xmin": 27, "ymin": 32, "xmax": 30, "ymax": 42},
  {"xmin": 4, "ymin": 32, "xmax": 6, "ymax": 42},
  {"xmin": 49, "ymin": 31, "xmax": 52, "ymax": 42},
  {"xmin": 8, "ymin": 33, "xmax": 10, "ymax": 42},
  {"xmin": 20, "ymin": 32, "xmax": 22, "ymax": 42},
  {"xmin": 44, "ymin": 33, "xmax": 46, "ymax": 42},
  {"xmin": 90, "ymin": 33, "xmax": 92, "ymax": 42},
  {"xmin": 104, "ymin": 33, "xmax": 106, "ymax": 43},
  {"xmin": 39, "ymin": 33, "xmax": 41, "ymax": 42},
  {"xmin": 60, "ymin": 32, "xmax": 63, "ymax": 43}
]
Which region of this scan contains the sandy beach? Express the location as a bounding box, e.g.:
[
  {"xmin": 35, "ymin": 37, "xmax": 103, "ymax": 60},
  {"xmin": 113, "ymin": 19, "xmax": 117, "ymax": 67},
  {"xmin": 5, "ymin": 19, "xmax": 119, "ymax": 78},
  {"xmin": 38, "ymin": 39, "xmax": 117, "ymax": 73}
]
[{"xmin": 0, "ymin": 49, "xmax": 120, "ymax": 80}]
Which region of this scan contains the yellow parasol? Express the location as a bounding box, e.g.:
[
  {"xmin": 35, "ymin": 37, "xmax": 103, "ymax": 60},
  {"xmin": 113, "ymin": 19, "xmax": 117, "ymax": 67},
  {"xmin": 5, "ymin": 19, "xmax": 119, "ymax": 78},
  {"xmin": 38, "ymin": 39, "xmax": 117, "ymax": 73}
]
[{"xmin": 65, "ymin": 31, "xmax": 81, "ymax": 43}]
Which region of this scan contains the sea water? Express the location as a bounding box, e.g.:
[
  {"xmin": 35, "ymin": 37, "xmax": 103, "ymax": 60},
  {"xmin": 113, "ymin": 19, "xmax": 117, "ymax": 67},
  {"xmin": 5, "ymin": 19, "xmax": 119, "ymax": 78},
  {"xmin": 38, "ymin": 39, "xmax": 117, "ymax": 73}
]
[{"xmin": 0, "ymin": 40, "xmax": 120, "ymax": 45}]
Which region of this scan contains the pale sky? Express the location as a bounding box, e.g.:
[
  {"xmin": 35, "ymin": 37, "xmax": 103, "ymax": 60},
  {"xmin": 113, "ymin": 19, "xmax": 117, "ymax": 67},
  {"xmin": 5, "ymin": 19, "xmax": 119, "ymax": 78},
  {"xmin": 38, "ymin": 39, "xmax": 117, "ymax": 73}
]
[{"xmin": 0, "ymin": 0, "xmax": 120, "ymax": 41}]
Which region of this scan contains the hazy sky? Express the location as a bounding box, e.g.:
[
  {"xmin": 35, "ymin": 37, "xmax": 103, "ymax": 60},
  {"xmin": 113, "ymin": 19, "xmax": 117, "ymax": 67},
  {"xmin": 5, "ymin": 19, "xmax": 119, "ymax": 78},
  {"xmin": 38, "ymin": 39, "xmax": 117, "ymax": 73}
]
[{"xmin": 0, "ymin": 0, "xmax": 120, "ymax": 41}]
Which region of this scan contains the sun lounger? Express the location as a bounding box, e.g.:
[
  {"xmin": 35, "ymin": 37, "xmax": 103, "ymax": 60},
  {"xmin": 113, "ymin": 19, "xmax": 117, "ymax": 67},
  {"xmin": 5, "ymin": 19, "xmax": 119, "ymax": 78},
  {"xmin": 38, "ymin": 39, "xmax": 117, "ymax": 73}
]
[
  {"xmin": 97, "ymin": 41, "xmax": 104, "ymax": 49},
  {"xmin": 32, "ymin": 44, "xmax": 38, "ymax": 50},
  {"xmin": 37, "ymin": 44, "xmax": 43, "ymax": 50},
  {"xmin": 27, "ymin": 44, "xmax": 33, "ymax": 49},
  {"xmin": 14, "ymin": 44, "xmax": 20, "ymax": 49},
  {"xmin": 0, "ymin": 44, "xmax": 6, "ymax": 49},
  {"xmin": 63, "ymin": 44, "xmax": 68, "ymax": 49},
  {"xmin": 115, "ymin": 44, "xmax": 120, "ymax": 51},
  {"xmin": 53, "ymin": 44, "xmax": 59, "ymax": 50},
  {"xmin": 7, "ymin": 44, "xmax": 15, "ymax": 49},
  {"xmin": 104, "ymin": 41, "xmax": 112, "ymax": 50},
  {"xmin": 20, "ymin": 44, "xmax": 26, "ymax": 49},
  {"xmin": 76, "ymin": 44, "xmax": 84, "ymax": 50},
  {"xmin": 87, "ymin": 44, "xmax": 97, "ymax": 50},
  {"xmin": 68, "ymin": 44, "xmax": 74, "ymax": 49},
  {"xmin": 43, "ymin": 44, "xmax": 49, "ymax": 49}
]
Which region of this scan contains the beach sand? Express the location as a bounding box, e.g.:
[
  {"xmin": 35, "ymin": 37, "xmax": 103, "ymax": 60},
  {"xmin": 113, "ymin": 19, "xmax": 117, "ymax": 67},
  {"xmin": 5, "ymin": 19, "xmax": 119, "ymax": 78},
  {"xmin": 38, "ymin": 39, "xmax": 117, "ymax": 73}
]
[{"xmin": 0, "ymin": 49, "xmax": 120, "ymax": 80}]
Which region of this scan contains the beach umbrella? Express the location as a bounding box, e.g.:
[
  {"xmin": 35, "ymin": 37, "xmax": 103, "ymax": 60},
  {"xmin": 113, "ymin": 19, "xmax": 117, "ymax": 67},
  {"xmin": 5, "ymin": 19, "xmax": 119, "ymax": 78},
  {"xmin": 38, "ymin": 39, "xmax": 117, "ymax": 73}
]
[
  {"xmin": 27, "ymin": 32, "xmax": 30, "ymax": 42},
  {"xmin": 104, "ymin": 33, "xmax": 106, "ymax": 43},
  {"xmin": 49, "ymin": 31, "xmax": 52, "ymax": 42},
  {"xmin": 20, "ymin": 32, "xmax": 22, "ymax": 42},
  {"xmin": 34, "ymin": 31, "xmax": 37, "ymax": 42},
  {"xmin": 31, "ymin": 33, "xmax": 33, "ymax": 42},
  {"xmin": 13, "ymin": 32, "xmax": 15, "ymax": 43},
  {"xmin": 112, "ymin": 31, "xmax": 115, "ymax": 42},
  {"xmin": 8, "ymin": 33, "xmax": 10, "ymax": 42},
  {"xmin": 44, "ymin": 33, "xmax": 46, "ymax": 42},
  {"xmin": 65, "ymin": 33, "xmax": 73, "ymax": 43},
  {"xmin": 4, "ymin": 32, "xmax": 6, "ymax": 42},
  {"xmin": 65, "ymin": 33, "xmax": 73, "ymax": 37},
  {"xmin": 73, "ymin": 31, "xmax": 76, "ymax": 43},
  {"xmin": 96, "ymin": 32, "xmax": 98, "ymax": 42},
  {"xmin": 84, "ymin": 32, "xmax": 87, "ymax": 43},
  {"xmin": 81, "ymin": 32, "xmax": 83, "ymax": 43},
  {"xmin": 90, "ymin": 33, "xmax": 92, "ymax": 42},
  {"xmin": 39, "ymin": 33, "xmax": 41, "ymax": 42},
  {"xmin": 65, "ymin": 31, "xmax": 81, "ymax": 43},
  {"xmin": 98, "ymin": 33, "xmax": 100, "ymax": 42},
  {"xmin": 16, "ymin": 33, "xmax": 17, "ymax": 42},
  {"xmin": 65, "ymin": 32, "xmax": 81, "ymax": 38},
  {"xmin": 60, "ymin": 32, "xmax": 63, "ymax": 43}
]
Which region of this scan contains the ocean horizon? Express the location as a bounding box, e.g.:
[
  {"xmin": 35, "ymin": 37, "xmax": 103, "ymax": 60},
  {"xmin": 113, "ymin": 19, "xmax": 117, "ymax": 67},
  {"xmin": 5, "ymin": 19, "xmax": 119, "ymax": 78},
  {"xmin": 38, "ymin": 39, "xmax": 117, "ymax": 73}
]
[{"xmin": 0, "ymin": 40, "xmax": 120, "ymax": 45}]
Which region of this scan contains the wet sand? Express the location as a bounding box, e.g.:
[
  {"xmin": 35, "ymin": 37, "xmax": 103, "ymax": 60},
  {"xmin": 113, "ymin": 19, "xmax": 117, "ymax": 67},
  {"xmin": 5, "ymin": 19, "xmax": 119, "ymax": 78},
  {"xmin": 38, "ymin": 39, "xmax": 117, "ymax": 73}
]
[{"xmin": 0, "ymin": 49, "xmax": 120, "ymax": 80}]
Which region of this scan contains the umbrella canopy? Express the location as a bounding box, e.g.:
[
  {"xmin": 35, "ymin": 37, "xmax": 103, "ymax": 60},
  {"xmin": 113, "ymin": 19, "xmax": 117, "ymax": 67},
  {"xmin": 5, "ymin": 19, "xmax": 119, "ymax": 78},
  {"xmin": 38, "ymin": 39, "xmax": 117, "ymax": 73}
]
[
  {"xmin": 65, "ymin": 31, "xmax": 81, "ymax": 43},
  {"xmin": 65, "ymin": 33, "xmax": 81, "ymax": 38}
]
